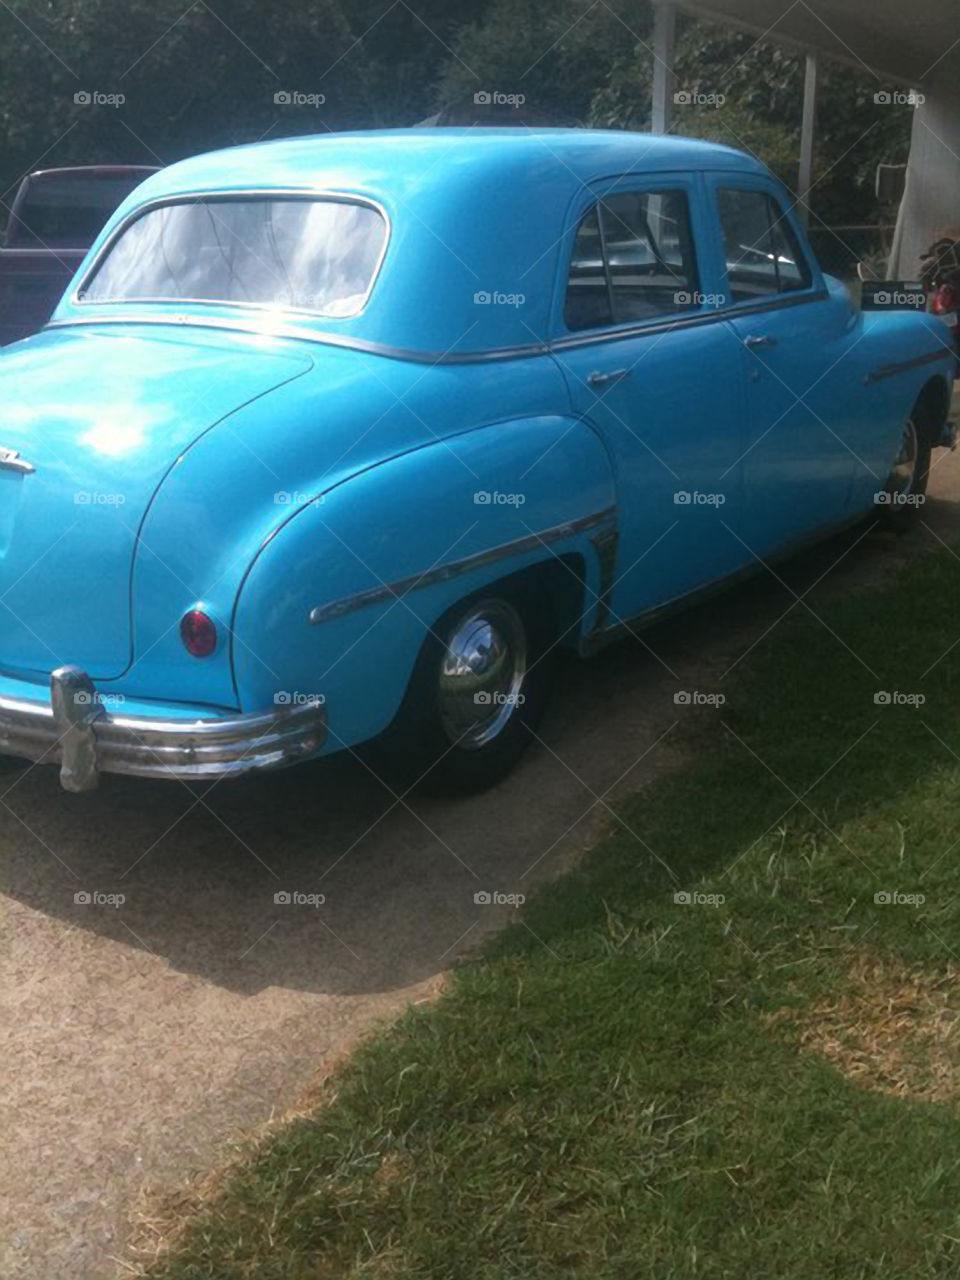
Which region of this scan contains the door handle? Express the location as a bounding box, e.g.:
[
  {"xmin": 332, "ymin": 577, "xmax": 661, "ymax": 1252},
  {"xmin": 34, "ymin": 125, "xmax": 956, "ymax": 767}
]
[
  {"xmin": 744, "ymin": 334, "xmax": 778, "ymax": 350},
  {"xmin": 588, "ymin": 368, "xmax": 631, "ymax": 388}
]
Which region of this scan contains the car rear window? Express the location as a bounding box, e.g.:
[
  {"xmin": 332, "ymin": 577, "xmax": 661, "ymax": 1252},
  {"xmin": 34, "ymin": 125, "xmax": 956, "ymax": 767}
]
[
  {"xmin": 78, "ymin": 196, "xmax": 387, "ymax": 317},
  {"xmin": 564, "ymin": 189, "xmax": 699, "ymax": 331}
]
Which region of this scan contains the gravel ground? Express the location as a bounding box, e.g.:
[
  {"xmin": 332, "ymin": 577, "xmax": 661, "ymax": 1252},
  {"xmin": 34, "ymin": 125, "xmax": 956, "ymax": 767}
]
[{"xmin": 2, "ymin": 443, "xmax": 959, "ymax": 1279}]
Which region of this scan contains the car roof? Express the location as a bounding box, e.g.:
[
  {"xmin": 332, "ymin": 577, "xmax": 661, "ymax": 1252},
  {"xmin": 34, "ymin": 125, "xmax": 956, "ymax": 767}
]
[
  {"xmin": 54, "ymin": 130, "xmax": 774, "ymax": 359},
  {"xmin": 138, "ymin": 128, "xmax": 761, "ymax": 199},
  {"xmin": 27, "ymin": 165, "xmax": 161, "ymax": 180}
]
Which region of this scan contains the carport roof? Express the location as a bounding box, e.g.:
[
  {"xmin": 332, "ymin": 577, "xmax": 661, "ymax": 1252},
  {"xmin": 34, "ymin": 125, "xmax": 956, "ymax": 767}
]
[{"xmin": 654, "ymin": 0, "xmax": 951, "ymax": 86}]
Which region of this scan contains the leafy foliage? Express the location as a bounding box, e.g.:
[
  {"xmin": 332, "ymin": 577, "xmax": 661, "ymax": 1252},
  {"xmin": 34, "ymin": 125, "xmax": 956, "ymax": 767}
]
[
  {"xmin": 0, "ymin": 0, "xmax": 915, "ymax": 252},
  {"xmin": 0, "ymin": 0, "xmax": 484, "ymax": 197}
]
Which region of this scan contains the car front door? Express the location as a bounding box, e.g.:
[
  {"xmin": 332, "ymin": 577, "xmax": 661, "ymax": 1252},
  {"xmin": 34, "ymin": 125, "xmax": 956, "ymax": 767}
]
[
  {"xmin": 705, "ymin": 176, "xmax": 867, "ymax": 557},
  {"xmin": 550, "ymin": 174, "xmax": 751, "ymax": 625}
]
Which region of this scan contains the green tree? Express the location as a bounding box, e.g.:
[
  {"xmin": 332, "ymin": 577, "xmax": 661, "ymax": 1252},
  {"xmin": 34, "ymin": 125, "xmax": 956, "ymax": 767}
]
[
  {"xmin": 434, "ymin": 0, "xmax": 642, "ymax": 124},
  {"xmin": 0, "ymin": 0, "xmax": 485, "ymax": 200},
  {"xmin": 0, "ymin": 0, "xmax": 915, "ymax": 265}
]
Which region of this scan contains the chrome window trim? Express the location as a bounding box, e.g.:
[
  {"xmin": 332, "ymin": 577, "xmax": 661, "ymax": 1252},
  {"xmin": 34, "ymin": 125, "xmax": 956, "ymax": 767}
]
[
  {"xmin": 550, "ymin": 288, "xmax": 829, "ymax": 350},
  {"xmin": 711, "ymin": 179, "xmax": 816, "ymax": 306},
  {"xmin": 562, "ymin": 184, "xmax": 704, "ymax": 336},
  {"xmin": 308, "ymin": 506, "xmax": 618, "ymax": 626},
  {"xmin": 705, "ymin": 287, "xmax": 826, "ymax": 319},
  {"xmin": 71, "ymin": 187, "xmax": 392, "ymax": 321}
]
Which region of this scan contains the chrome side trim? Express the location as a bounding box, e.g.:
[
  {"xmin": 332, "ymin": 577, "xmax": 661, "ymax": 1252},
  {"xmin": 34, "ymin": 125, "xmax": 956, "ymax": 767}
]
[
  {"xmin": 589, "ymin": 525, "xmax": 619, "ymax": 631},
  {"xmin": 45, "ymin": 287, "xmax": 830, "ymax": 365},
  {"xmin": 865, "ymin": 348, "xmax": 954, "ymax": 383},
  {"xmin": 584, "ymin": 510, "xmax": 872, "ymax": 653},
  {"xmin": 0, "ymin": 672, "xmax": 327, "ymax": 792},
  {"xmin": 308, "ymin": 506, "xmax": 617, "ymax": 626},
  {"xmin": 72, "ymin": 187, "xmax": 392, "ymax": 321},
  {"xmin": 44, "ymin": 314, "xmax": 551, "ymax": 364}
]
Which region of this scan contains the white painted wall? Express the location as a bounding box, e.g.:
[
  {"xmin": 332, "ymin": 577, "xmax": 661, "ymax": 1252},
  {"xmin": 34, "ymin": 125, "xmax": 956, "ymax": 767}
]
[{"xmin": 892, "ymin": 63, "xmax": 960, "ymax": 278}]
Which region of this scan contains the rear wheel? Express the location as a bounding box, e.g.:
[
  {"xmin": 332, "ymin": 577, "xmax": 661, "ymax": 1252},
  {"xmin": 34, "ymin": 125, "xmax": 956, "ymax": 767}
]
[
  {"xmin": 883, "ymin": 415, "xmax": 930, "ymax": 531},
  {"xmin": 383, "ymin": 585, "xmax": 555, "ymax": 793}
]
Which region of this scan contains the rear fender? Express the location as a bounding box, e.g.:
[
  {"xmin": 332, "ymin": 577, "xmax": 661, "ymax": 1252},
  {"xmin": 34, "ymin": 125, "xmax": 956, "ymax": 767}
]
[{"xmin": 231, "ymin": 417, "xmax": 617, "ymax": 751}]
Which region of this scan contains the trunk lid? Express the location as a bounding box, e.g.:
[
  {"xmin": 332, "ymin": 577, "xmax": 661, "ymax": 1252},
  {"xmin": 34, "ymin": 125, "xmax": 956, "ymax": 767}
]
[{"xmin": 0, "ymin": 325, "xmax": 311, "ymax": 678}]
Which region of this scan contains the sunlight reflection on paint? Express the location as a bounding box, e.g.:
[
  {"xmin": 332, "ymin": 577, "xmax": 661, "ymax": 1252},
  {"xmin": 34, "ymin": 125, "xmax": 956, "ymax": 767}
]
[{"xmin": 80, "ymin": 410, "xmax": 146, "ymax": 456}]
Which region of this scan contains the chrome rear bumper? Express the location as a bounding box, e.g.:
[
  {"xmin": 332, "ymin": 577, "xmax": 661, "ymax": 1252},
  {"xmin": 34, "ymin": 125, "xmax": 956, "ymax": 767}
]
[{"xmin": 0, "ymin": 666, "xmax": 327, "ymax": 792}]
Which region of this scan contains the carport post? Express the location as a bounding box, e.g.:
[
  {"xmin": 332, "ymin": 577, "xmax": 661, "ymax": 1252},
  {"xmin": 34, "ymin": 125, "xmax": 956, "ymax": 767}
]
[
  {"xmin": 798, "ymin": 53, "xmax": 818, "ymax": 228},
  {"xmin": 651, "ymin": 3, "xmax": 677, "ymax": 134}
]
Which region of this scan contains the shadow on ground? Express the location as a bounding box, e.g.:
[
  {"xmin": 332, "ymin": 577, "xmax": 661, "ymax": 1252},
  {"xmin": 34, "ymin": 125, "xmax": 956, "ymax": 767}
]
[{"xmin": 2, "ymin": 498, "xmax": 954, "ymax": 1000}]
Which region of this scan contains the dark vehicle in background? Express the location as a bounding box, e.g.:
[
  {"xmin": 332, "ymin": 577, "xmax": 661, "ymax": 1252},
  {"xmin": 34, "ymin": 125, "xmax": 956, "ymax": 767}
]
[{"xmin": 0, "ymin": 165, "xmax": 158, "ymax": 346}]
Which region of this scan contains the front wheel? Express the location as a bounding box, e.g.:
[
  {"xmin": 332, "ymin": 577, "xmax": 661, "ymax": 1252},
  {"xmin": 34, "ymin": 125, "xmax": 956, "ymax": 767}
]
[{"xmin": 383, "ymin": 586, "xmax": 555, "ymax": 794}]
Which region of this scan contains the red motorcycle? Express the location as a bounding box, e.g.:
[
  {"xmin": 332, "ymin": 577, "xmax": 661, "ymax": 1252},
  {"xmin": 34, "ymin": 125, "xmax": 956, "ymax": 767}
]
[{"xmin": 921, "ymin": 236, "xmax": 960, "ymax": 372}]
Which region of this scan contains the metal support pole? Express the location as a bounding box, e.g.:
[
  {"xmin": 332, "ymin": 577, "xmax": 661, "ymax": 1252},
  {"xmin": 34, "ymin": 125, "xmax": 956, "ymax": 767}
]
[
  {"xmin": 798, "ymin": 53, "xmax": 818, "ymax": 228},
  {"xmin": 651, "ymin": 4, "xmax": 677, "ymax": 135}
]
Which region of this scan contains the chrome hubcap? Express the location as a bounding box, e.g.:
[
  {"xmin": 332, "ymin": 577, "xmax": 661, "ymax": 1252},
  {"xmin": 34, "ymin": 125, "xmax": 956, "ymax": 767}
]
[
  {"xmin": 890, "ymin": 418, "xmax": 918, "ymax": 496},
  {"xmin": 437, "ymin": 601, "xmax": 527, "ymax": 750}
]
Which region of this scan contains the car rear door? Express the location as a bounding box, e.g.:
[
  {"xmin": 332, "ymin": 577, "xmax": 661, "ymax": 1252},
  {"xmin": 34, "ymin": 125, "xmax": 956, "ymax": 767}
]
[{"xmin": 550, "ymin": 173, "xmax": 751, "ymax": 625}]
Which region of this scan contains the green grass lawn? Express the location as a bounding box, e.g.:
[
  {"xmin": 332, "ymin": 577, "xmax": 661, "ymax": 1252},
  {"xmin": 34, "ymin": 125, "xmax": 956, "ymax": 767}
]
[{"xmin": 148, "ymin": 528, "xmax": 960, "ymax": 1280}]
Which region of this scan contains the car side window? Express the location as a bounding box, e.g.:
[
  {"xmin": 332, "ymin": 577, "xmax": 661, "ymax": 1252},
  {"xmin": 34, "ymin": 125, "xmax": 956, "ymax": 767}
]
[
  {"xmin": 565, "ymin": 205, "xmax": 610, "ymax": 330},
  {"xmin": 564, "ymin": 188, "xmax": 699, "ymax": 331},
  {"xmin": 717, "ymin": 187, "xmax": 812, "ymax": 303}
]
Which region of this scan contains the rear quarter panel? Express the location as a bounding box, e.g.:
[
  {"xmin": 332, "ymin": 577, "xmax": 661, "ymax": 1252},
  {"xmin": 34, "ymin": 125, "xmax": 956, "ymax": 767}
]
[
  {"xmin": 123, "ymin": 349, "xmax": 552, "ymax": 700},
  {"xmin": 231, "ymin": 413, "xmax": 616, "ymax": 751}
]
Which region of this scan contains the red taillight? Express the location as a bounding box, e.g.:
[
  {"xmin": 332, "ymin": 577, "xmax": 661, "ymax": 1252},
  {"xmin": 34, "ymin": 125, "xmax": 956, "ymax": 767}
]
[
  {"xmin": 180, "ymin": 609, "xmax": 217, "ymax": 657},
  {"xmin": 934, "ymin": 284, "xmax": 958, "ymax": 314}
]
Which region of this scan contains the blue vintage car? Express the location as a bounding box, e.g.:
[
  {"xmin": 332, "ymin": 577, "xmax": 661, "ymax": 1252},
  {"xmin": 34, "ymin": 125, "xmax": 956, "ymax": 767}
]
[{"xmin": 0, "ymin": 128, "xmax": 953, "ymax": 792}]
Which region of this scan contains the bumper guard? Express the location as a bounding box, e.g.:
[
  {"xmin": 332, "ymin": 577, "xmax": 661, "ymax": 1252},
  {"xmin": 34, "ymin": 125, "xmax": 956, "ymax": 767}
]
[{"xmin": 0, "ymin": 666, "xmax": 327, "ymax": 792}]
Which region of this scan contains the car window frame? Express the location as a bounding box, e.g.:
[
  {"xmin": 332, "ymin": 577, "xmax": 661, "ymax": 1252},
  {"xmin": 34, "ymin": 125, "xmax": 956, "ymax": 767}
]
[
  {"xmin": 703, "ymin": 172, "xmax": 822, "ymax": 314},
  {"xmin": 71, "ymin": 188, "xmax": 392, "ymax": 321},
  {"xmin": 553, "ymin": 173, "xmax": 712, "ymax": 342}
]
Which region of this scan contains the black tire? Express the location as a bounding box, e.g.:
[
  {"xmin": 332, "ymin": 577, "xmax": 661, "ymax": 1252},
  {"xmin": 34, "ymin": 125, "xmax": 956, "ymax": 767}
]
[
  {"xmin": 882, "ymin": 415, "xmax": 931, "ymax": 532},
  {"xmin": 378, "ymin": 581, "xmax": 556, "ymax": 794}
]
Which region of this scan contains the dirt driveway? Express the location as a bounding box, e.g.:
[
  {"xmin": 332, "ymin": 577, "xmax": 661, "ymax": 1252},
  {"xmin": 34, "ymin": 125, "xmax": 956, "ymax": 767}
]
[{"xmin": 3, "ymin": 447, "xmax": 960, "ymax": 1279}]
